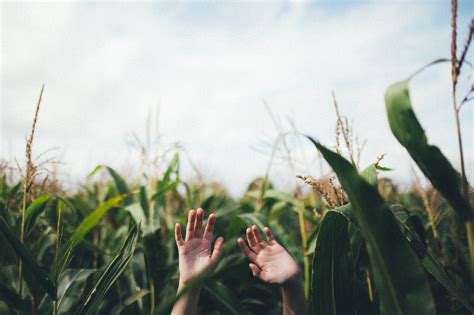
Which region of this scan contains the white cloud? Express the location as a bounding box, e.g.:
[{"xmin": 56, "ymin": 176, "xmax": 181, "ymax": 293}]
[{"xmin": 1, "ymin": 1, "xmax": 473, "ymax": 196}]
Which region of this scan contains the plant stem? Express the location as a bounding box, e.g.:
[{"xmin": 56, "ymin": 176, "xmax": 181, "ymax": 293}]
[
  {"xmin": 451, "ymin": 0, "xmax": 474, "ymax": 280},
  {"xmin": 297, "ymin": 201, "xmax": 309, "ymax": 299},
  {"xmin": 365, "ymin": 270, "xmax": 373, "ymax": 302},
  {"xmin": 52, "ymin": 300, "xmax": 57, "ymax": 315},
  {"xmin": 18, "ymin": 85, "xmax": 44, "ymax": 298},
  {"xmin": 150, "ymin": 281, "xmax": 155, "ymax": 315}
]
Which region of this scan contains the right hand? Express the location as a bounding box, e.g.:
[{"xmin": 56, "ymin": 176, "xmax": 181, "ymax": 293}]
[
  {"xmin": 237, "ymin": 225, "xmax": 300, "ymax": 286},
  {"xmin": 175, "ymin": 208, "xmax": 224, "ymax": 286}
]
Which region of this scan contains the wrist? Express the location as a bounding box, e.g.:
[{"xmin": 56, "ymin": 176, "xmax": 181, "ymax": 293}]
[
  {"xmin": 178, "ymin": 278, "xmax": 202, "ymax": 295},
  {"xmin": 281, "ymin": 270, "xmax": 302, "ymax": 289}
]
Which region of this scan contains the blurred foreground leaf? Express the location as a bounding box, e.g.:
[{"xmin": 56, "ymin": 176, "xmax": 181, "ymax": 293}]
[{"xmin": 309, "ymin": 137, "xmax": 436, "ymax": 315}]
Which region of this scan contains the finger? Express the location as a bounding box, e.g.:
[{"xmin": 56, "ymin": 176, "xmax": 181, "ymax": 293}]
[
  {"xmin": 203, "ymin": 213, "xmax": 216, "ymax": 240},
  {"xmin": 194, "ymin": 208, "xmax": 204, "ymax": 238},
  {"xmin": 246, "ymin": 227, "xmax": 260, "ymax": 253},
  {"xmin": 237, "ymin": 238, "xmax": 257, "ymax": 263},
  {"xmin": 211, "ymin": 237, "xmax": 224, "ymax": 261},
  {"xmin": 175, "ymin": 223, "xmax": 184, "ymax": 247},
  {"xmin": 252, "ymin": 225, "xmax": 266, "ymax": 248},
  {"xmin": 249, "ymin": 263, "xmax": 262, "ymax": 278},
  {"xmin": 185, "ymin": 209, "xmax": 196, "ymax": 240},
  {"xmin": 264, "ymin": 227, "xmax": 276, "ymax": 244}
]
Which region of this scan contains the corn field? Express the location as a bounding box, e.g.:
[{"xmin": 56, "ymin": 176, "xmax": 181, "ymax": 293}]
[{"xmin": 1, "ymin": 3, "xmax": 473, "ymax": 315}]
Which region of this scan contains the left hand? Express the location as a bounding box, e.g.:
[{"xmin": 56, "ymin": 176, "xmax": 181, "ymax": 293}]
[{"xmin": 237, "ymin": 225, "xmax": 300, "ymax": 286}]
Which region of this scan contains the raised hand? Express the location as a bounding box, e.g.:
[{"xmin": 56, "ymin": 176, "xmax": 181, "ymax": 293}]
[
  {"xmin": 175, "ymin": 208, "xmax": 224, "ymax": 285},
  {"xmin": 237, "ymin": 225, "xmax": 300, "ymax": 286}
]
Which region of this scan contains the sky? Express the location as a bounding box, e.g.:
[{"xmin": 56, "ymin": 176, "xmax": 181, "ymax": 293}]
[{"xmin": 1, "ymin": 1, "xmax": 473, "ymax": 197}]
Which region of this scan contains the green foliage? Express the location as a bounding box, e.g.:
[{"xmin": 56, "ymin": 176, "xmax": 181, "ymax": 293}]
[
  {"xmin": 310, "ymin": 138, "xmax": 436, "ymax": 315},
  {"xmin": 311, "ymin": 211, "xmax": 353, "ymax": 315},
  {"xmin": 385, "ymin": 80, "xmax": 472, "ymax": 221},
  {"xmin": 76, "ymin": 223, "xmax": 140, "ymax": 314},
  {"xmin": 1, "ymin": 59, "xmax": 473, "ymax": 314}
]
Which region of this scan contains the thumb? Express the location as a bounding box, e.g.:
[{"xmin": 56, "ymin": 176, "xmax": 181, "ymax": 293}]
[
  {"xmin": 249, "ymin": 263, "xmax": 262, "ymax": 278},
  {"xmin": 211, "ymin": 237, "xmax": 225, "ymax": 261}
]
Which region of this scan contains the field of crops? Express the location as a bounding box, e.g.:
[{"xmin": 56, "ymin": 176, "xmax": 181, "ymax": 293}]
[{"xmin": 1, "ymin": 3, "xmax": 473, "ymax": 315}]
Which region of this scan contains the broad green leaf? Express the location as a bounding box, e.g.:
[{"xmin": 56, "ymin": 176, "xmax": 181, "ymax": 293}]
[
  {"xmin": 125, "ymin": 202, "xmax": 146, "ymax": 225},
  {"xmin": 52, "ymin": 196, "xmax": 124, "ymax": 283},
  {"xmin": 360, "ymin": 164, "xmax": 378, "ymax": 189},
  {"xmin": 263, "ymin": 189, "xmax": 296, "ymax": 206},
  {"xmin": 151, "ymin": 180, "xmax": 179, "ymax": 201},
  {"xmin": 76, "ymin": 223, "xmax": 139, "ymax": 314},
  {"xmin": 110, "ymin": 289, "xmax": 150, "ymax": 315},
  {"xmin": 0, "ymin": 217, "xmax": 56, "ymax": 299},
  {"xmin": 311, "ymin": 211, "xmax": 354, "ymax": 315},
  {"xmin": 309, "ymin": 138, "xmax": 435, "ymax": 315},
  {"xmin": 389, "ymin": 204, "xmax": 474, "ymax": 312},
  {"xmin": 24, "ymin": 194, "xmax": 52, "ymax": 236},
  {"xmin": 57, "ymin": 269, "xmax": 96, "ymax": 313},
  {"xmin": 0, "ymin": 199, "xmax": 15, "ymax": 230},
  {"xmin": 89, "ymin": 165, "xmax": 133, "ymax": 205},
  {"xmin": 203, "ymin": 281, "xmax": 243, "ymax": 315},
  {"xmin": 139, "ymin": 186, "xmax": 149, "ymax": 221},
  {"xmin": 385, "ymin": 80, "xmax": 472, "ymax": 221},
  {"xmin": 0, "ymin": 282, "xmax": 26, "ymax": 312},
  {"xmin": 162, "ymin": 153, "xmax": 180, "ymax": 184}
]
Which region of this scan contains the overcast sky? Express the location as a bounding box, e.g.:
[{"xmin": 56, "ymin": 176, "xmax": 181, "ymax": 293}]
[{"xmin": 1, "ymin": 1, "xmax": 473, "ymax": 196}]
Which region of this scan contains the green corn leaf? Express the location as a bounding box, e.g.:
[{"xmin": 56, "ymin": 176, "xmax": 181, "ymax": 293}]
[
  {"xmin": 139, "ymin": 186, "xmax": 149, "ymax": 221},
  {"xmin": 311, "ymin": 211, "xmax": 354, "ymax": 315},
  {"xmin": 57, "ymin": 268, "xmax": 96, "ymax": 313},
  {"xmin": 0, "ymin": 199, "xmax": 15, "ymax": 229},
  {"xmin": 151, "ymin": 180, "xmax": 180, "ymax": 201},
  {"xmin": 75, "ymin": 223, "xmax": 140, "ymax": 314},
  {"xmin": 52, "ymin": 195, "xmax": 124, "ymax": 283},
  {"xmin": 24, "ymin": 194, "xmax": 52, "ymax": 236},
  {"xmin": 0, "ymin": 217, "xmax": 56, "ymax": 299},
  {"xmin": 162, "ymin": 153, "xmax": 180, "ymax": 184},
  {"xmin": 308, "ymin": 137, "xmax": 435, "ymax": 315},
  {"xmin": 89, "ymin": 165, "xmax": 133, "ymax": 205},
  {"xmin": 0, "ymin": 282, "xmax": 27, "ymax": 312},
  {"xmin": 389, "ymin": 204, "xmax": 474, "ymax": 312},
  {"xmin": 110, "ymin": 289, "xmax": 150, "ymax": 315},
  {"xmin": 385, "ymin": 80, "xmax": 472, "ymax": 221},
  {"xmin": 203, "ymin": 281, "xmax": 243, "ymax": 315},
  {"xmin": 360, "ymin": 164, "xmax": 378, "ymax": 189}
]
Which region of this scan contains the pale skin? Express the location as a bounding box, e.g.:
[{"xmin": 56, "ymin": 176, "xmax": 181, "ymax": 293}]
[
  {"xmin": 172, "ymin": 209, "xmax": 306, "ymax": 315},
  {"xmin": 238, "ymin": 225, "xmax": 307, "ymax": 315},
  {"xmin": 171, "ymin": 208, "xmax": 224, "ymax": 315}
]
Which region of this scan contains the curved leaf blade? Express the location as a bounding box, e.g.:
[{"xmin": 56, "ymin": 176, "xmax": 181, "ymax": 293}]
[
  {"xmin": 25, "ymin": 194, "xmax": 52, "ymax": 236},
  {"xmin": 52, "ymin": 195, "xmax": 124, "ymax": 283},
  {"xmin": 385, "ymin": 80, "xmax": 472, "ymax": 220},
  {"xmin": 0, "ymin": 217, "xmax": 56, "ymax": 299},
  {"xmin": 309, "ymin": 137, "xmax": 436, "ymax": 315},
  {"xmin": 76, "ymin": 223, "xmax": 140, "ymax": 314},
  {"xmin": 311, "ymin": 211, "xmax": 354, "ymax": 315}
]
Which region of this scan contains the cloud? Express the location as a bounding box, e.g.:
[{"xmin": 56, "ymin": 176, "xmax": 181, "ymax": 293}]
[{"xmin": 1, "ymin": 1, "xmax": 473, "ymax": 196}]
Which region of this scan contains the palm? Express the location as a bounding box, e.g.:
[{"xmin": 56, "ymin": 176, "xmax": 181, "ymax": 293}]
[
  {"xmin": 238, "ymin": 225, "xmax": 300, "ymax": 285},
  {"xmin": 175, "ymin": 209, "xmax": 224, "ymax": 284},
  {"xmin": 178, "ymin": 238, "xmax": 212, "ymax": 281},
  {"xmin": 254, "ymin": 243, "xmax": 298, "ymax": 284}
]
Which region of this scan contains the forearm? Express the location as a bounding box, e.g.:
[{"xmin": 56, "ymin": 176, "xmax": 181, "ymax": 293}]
[
  {"xmin": 281, "ymin": 275, "xmax": 307, "ymax": 315},
  {"xmin": 171, "ymin": 282, "xmax": 201, "ymax": 315}
]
